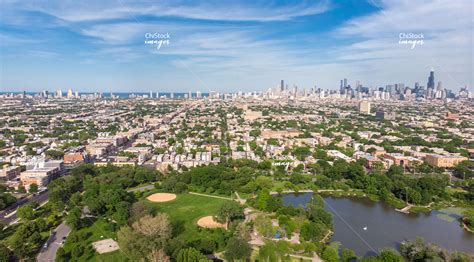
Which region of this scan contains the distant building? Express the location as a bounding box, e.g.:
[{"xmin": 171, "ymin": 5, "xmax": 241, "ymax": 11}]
[
  {"xmin": 359, "ymin": 101, "xmax": 371, "ymax": 114},
  {"xmin": 427, "ymin": 69, "xmax": 435, "ymax": 90},
  {"xmin": 445, "ymin": 112, "xmax": 460, "ymax": 121},
  {"xmin": 425, "ymin": 154, "xmax": 467, "ymax": 168},
  {"xmin": 383, "ymin": 153, "xmax": 421, "ymax": 168},
  {"xmin": 64, "ymin": 152, "xmax": 89, "ymax": 164},
  {"xmin": 0, "ymin": 166, "xmax": 21, "ymax": 182},
  {"xmin": 67, "ymin": 88, "xmax": 74, "ymax": 98},
  {"xmin": 375, "ymin": 111, "xmax": 396, "ymax": 121},
  {"xmin": 244, "ymin": 110, "xmax": 262, "ymax": 121}
]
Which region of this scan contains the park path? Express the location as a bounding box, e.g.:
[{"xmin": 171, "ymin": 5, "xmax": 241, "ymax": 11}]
[
  {"xmin": 188, "ymin": 192, "xmax": 232, "ymax": 200},
  {"xmin": 234, "ymin": 191, "xmax": 247, "ymax": 204}
]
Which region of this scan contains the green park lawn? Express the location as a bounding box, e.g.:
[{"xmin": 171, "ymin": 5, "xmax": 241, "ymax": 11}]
[
  {"xmin": 144, "ymin": 193, "xmax": 231, "ymax": 240},
  {"xmin": 62, "ymin": 218, "xmax": 126, "ymax": 262}
]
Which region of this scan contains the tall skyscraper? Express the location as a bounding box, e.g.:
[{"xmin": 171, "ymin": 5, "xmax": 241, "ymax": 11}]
[
  {"xmin": 427, "ymin": 69, "xmax": 435, "ymax": 90},
  {"xmin": 280, "ymin": 80, "xmax": 284, "ymax": 92}
]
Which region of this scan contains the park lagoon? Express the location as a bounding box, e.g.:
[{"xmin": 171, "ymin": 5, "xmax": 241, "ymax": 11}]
[{"xmin": 281, "ymin": 192, "xmax": 474, "ymax": 256}]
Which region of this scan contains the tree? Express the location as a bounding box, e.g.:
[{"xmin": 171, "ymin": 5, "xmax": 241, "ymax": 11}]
[
  {"xmin": 224, "ymin": 236, "xmax": 251, "ymax": 262},
  {"xmin": 300, "ymin": 221, "xmax": 326, "ymax": 241},
  {"xmin": 377, "ymin": 249, "xmax": 404, "ymax": 262},
  {"xmin": 177, "ymin": 248, "xmax": 210, "ymax": 262},
  {"xmin": 28, "ymin": 183, "xmax": 38, "ymax": 194},
  {"xmin": 17, "ymin": 204, "xmax": 35, "ymax": 220},
  {"xmin": 321, "ymin": 246, "xmax": 339, "ymax": 262},
  {"xmin": 0, "ymin": 193, "xmax": 16, "ymax": 209},
  {"xmin": 454, "ymin": 161, "xmax": 474, "ymax": 180},
  {"xmin": 118, "ymin": 213, "xmax": 172, "ymax": 261},
  {"xmin": 131, "ymin": 214, "xmax": 171, "ymax": 239},
  {"xmin": 462, "ymin": 209, "xmax": 474, "ymax": 230},
  {"xmin": 66, "ymin": 207, "xmax": 82, "ymax": 230},
  {"xmin": 387, "ymin": 165, "xmax": 404, "ymax": 176},
  {"xmin": 0, "ymin": 243, "xmax": 15, "ymax": 262},
  {"xmin": 258, "ymin": 241, "xmax": 291, "ymax": 262},
  {"xmin": 254, "ymin": 215, "xmax": 276, "ymax": 238},
  {"xmin": 45, "ymin": 149, "xmax": 64, "ymax": 160},
  {"xmin": 215, "ymin": 201, "xmax": 243, "ymax": 229},
  {"xmin": 148, "ymin": 249, "xmax": 170, "ymax": 262},
  {"xmin": 342, "ymin": 248, "xmax": 357, "ymax": 262},
  {"xmin": 56, "ymin": 247, "xmax": 69, "ymax": 262},
  {"xmin": 17, "ymin": 186, "xmax": 26, "ymax": 193}
]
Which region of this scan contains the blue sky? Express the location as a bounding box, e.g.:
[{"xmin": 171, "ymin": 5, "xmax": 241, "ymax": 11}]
[{"xmin": 0, "ymin": 0, "xmax": 472, "ymax": 93}]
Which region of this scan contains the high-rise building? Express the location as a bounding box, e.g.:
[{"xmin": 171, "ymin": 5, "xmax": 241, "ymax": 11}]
[
  {"xmin": 359, "ymin": 100, "xmax": 371, "ymax": 114},
  {"xmin": 67, "ymin": 88, "xmax": 74, "ymax": 98},
  {"xmin": 436, "ymin": 81, "xmax": 443, "ymax": 91},
  {"xmin": 280, "ymin": 80, "xmax": 284, "ymax": 92},
  {"xmin": 427, "ymin": 69, "xmax": 435, "ymax": 90},
  {"xmin": 56, "ymin": 89, "xmax": 63, "ymax": 98},
  {"xmin": 343, "ymin": 78, "xmax": 347, "ymax": 88},
  {"xmin": 196, "ymin": 91, "xmax": 202, "ymax": 98}
]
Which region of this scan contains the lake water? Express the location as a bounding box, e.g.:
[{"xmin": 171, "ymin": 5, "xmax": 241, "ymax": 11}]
[{"xmin": 281, "ymin": 192, "xmax": 474, "ymax": 256}]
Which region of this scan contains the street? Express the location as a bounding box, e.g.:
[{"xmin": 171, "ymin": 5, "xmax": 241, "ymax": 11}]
[
  {"xmin": 0, "ymin": 191, "xmax": 49, "ymax": 225},
  {"xmin": 36, "ymin": 222, "xmax": 71, "ymax": 262}
]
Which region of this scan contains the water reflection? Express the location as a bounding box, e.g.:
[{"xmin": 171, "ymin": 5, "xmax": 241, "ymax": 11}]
[{"xmin": 281, "ymin": 192, "xmax": 474, "ymax": 256}]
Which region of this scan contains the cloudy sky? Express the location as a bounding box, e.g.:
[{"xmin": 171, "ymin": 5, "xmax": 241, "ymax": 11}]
[{"xmin": 0, "ymin": 0, "xmax": 472, "ymax": 93}]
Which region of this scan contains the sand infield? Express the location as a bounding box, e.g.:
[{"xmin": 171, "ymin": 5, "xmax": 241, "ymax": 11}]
[
  {"xmin": 146, "ymin": 193, "xmax": 177, "ymax": 202},
  {"xmin": 197, "ymin": 216, "xmax": 226, "ymax": 229}
]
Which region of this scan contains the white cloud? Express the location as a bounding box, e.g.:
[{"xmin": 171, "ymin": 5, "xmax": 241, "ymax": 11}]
[
  {"xmin": 330, "ymin": 0, "xmax": 473, "ymax": 90},
  {"xmin": 1, "ymin": 0, "xmax": 331, "ymax": 23}
]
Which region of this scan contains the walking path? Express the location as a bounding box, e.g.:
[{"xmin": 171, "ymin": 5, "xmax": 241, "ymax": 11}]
[
  {"xmin": 234, "ymin": 191, "xmax": 247, "ymax": 204},
  {"xmin": 188, "ymin": 192, "xmax": 232, "ymax": 200}
]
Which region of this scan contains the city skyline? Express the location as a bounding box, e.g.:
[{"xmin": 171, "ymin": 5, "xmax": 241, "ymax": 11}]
[{"xmin": 1, "ymin": 0, "xmax": 473, "ymax": 92}]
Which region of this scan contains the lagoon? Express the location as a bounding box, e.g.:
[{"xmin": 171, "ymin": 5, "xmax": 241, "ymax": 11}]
[{"xmin": 281, "ymin": 192, "xmax": 474, "ymax": 256}]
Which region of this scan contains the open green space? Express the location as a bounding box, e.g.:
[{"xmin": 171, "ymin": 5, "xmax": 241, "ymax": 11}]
[
  {"xmin": 143, "ymin": 193, "xmax": 232, "ymax": 240},
  {"xmin": 60, "ymin": 218, "xmax": 125, "ymax": 262}
]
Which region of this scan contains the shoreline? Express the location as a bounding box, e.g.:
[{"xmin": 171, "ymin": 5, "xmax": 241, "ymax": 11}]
[
  {"xmin": 462, "ymin": 221, "xmax": 474, "ymax": 233},
  {"xmin": 276, "ymin": 189, "xmax": 458, "ymax": 216}
]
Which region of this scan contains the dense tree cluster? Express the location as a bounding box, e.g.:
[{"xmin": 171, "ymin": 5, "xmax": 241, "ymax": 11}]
[
  {"xmin": 161, "ymin": 164, "xmax": 254, "ymax": 195},
  {"xmin": 0, "ymin": 192, "xmax": 16, "ymax": 210}
]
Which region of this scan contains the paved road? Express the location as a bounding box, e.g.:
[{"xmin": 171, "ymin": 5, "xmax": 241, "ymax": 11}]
[
  {"xmin": 37, "ymin": 222, "xmax": 71, "ymax": 262},
  {"xmin": 0, "ymin": 191, "xmax": 49, "ymax": 225}
]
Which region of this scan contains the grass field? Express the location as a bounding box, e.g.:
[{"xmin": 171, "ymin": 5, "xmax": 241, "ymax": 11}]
[
  {"xmin": 144, "ymin": 193, "xmax": 232, "ymax": 240},
  {"xmin": 62, "ymin": 218, "xmax": 127, "ymax": 261}
]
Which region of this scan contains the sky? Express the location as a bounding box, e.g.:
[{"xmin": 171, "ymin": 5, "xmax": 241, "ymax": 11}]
[{"xmin": 0, "ymin": 0, "xmax": 473, "ymax": 93}]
